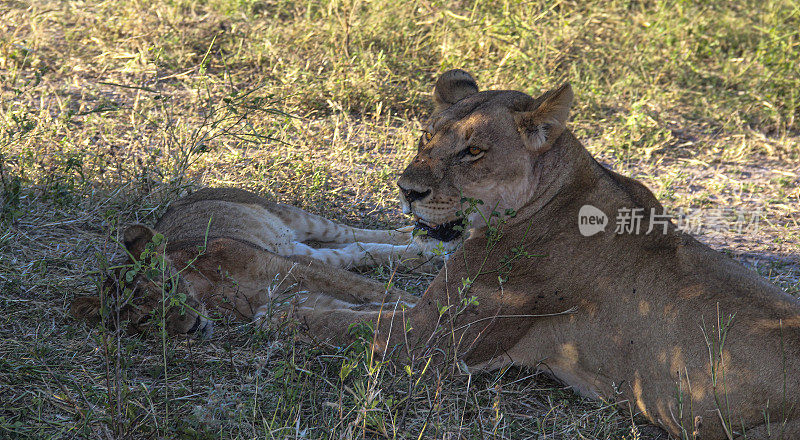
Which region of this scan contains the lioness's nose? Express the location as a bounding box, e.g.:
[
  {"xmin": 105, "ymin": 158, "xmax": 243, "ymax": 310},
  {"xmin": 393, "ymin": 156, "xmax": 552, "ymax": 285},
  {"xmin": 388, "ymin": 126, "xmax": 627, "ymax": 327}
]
[{"xmin": 398, "ymin": 183, "xmax": 431, "ymax": 203}]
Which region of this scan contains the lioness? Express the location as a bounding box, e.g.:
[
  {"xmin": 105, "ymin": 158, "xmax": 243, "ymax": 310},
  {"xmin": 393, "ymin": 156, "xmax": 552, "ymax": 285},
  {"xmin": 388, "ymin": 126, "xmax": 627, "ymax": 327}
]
[
  {"xmin": 71, "ymin": 188, "xmax": 430, "ymax": 337},
  {"xmin": 291, "ymin": 70, "xmax": 800, "ymax": 439}
]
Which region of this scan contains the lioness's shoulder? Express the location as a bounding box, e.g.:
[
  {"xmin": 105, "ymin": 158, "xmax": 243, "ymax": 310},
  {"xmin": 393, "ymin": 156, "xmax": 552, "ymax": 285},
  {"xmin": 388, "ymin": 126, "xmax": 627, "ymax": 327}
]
[{"xmin": 602, "ymin": 168, "xmax": 662, "ymax": 211}]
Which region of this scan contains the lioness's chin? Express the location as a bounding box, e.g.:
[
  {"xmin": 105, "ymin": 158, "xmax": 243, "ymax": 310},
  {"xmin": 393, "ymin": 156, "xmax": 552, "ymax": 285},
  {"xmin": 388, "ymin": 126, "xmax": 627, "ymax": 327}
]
[
  {"xmin": 411, "ymin": 218, "xmax": 465, "ymax": 257},
  {"xmin": 413, "ymin": 218, "xmax": 465, "ymax": 242}
]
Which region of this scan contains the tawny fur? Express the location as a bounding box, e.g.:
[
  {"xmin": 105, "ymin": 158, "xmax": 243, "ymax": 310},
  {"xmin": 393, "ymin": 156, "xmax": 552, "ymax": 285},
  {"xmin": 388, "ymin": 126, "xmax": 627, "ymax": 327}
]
[
  {"xmin": 155, "ymin": 188, "xmax": 428, "ymax": 269},
  {"xmin": 292, "ymin": 70, "xmax": 800, "ymax": 440},
  {"xmin": 71, "ymin": 188, "xmax": 428, "ymax": 337}
]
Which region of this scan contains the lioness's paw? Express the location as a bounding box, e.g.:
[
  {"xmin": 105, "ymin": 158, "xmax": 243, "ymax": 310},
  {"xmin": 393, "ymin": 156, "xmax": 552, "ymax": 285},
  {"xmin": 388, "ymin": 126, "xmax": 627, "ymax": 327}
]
[
  {"xmin": 253, "ymin": 299, "xmax": 299, "ymax": 329},
  {"xmin": 395, "ymin": 225, "xmax": 416, "ymax": 244}
]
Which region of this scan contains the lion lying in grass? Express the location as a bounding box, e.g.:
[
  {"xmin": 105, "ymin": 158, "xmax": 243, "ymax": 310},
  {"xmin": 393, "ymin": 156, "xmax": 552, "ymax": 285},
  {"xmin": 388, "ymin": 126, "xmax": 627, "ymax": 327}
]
[
  {"xmin": 290, "ymin": 70, "xmax": 800, "ymax": 439},
  {"xmin": 71, "ymin": 187, "xmax": 435, "ymax": 337}
]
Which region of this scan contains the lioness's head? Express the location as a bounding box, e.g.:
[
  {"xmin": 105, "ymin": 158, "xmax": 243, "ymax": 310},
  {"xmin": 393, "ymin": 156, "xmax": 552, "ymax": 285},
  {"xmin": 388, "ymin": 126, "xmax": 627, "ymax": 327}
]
[
  {"xmin": 71, "ymin": 225, "xmax": 212, "ymax": 338},
  {"xmin": 398, "ymin": 69, "xmax": 573, "ymax": 243}
]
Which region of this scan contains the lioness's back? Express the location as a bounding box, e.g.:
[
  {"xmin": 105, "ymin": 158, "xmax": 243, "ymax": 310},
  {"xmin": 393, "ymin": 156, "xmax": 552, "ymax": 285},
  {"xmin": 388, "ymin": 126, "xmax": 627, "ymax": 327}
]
[
  {"xmin": 156, "ymin": 188, "xmax": 300, "ymax": 252},
  {"xmin": 152, "ymin": 188, "xmax": 415, "ymax": 266}
]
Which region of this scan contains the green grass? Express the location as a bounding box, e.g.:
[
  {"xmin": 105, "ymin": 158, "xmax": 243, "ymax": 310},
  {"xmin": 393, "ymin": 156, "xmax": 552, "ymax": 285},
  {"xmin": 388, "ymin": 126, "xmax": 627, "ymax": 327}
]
[{"xmin": 1, "ymin": 0, "xmax": 799, "ymax": 438}]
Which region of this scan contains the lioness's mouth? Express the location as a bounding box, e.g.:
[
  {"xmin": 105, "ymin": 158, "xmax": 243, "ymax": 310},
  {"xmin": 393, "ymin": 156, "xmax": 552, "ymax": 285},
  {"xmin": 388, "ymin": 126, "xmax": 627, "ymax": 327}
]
[{"xmin": 414, "ymin": 218, "xmax": 466, "ymax": 242}]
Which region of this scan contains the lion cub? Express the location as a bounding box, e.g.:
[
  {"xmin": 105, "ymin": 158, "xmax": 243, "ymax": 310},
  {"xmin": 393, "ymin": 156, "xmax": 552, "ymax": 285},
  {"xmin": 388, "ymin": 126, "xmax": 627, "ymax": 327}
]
[
  {"xmin": 158, "ymin": 187, "xmax": 432, "ymax": 269},
  {"xmin": 71, "ymin": 187, "xmax": 436, "ymax": 337}
]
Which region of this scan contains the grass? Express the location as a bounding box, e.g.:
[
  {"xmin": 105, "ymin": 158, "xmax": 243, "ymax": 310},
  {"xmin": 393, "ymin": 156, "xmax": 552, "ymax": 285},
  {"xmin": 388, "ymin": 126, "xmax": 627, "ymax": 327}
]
[{"xmin": 1, "ymin": 0, "xmax": 799, "ymax": 438}]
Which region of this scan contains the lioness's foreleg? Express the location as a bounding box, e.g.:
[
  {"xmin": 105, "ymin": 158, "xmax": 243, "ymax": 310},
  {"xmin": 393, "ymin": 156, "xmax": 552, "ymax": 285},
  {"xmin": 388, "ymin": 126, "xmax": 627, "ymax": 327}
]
[
  {"xmin": 288, "ymin": 280, "xmax": 450, "ymax": 361},
  {"xmin": 184, "ymin": 239, "xmax": 418, "ymax": 320},
  {"xmin": 281, "ymin": 255, "xmax": 419, "ymax": 306},
  {"xmin": 289, "ymin": 293, "xmax": 408, "ymax": 349}
]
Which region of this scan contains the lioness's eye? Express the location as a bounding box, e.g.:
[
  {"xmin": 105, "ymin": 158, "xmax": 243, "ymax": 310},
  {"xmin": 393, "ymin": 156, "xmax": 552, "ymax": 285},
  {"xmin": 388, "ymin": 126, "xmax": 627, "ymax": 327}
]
[
  {"xmin": 418, "ymin": 132, "xmax": 432, "ymax": 150},
  {"xmin": 458, "ymin": 145, "xmax": 485, "ymax": 162}
]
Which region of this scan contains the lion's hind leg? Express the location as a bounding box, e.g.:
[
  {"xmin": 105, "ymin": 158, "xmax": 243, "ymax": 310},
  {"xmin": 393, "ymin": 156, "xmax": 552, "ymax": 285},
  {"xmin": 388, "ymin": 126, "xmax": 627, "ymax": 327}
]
[
  {"xmin": 284, "ymin": 207, "xmax": 412, "ymax": 245},
  {"xmin": 288, "ymin": 241, "xmax": 436, "ymax": 270},
  {"xmin": 324, "ymin": 225, "xmax": 413, "ymax": 246}
]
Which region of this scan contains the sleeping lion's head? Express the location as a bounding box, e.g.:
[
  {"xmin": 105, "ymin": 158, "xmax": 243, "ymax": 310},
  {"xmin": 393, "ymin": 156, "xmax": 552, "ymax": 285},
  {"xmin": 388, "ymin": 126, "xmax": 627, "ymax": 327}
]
[
  {"xmin": 70, "ymin": 225, "xmax": 213, "ymax": 338},
  {"xmin": 398, "ymin": 69, "xmax": 573, "ymax": 245}
]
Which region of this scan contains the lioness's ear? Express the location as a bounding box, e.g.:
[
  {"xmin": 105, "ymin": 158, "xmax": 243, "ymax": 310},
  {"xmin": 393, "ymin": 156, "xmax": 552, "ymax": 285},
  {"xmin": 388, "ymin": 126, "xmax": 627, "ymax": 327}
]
[
  {"xmin": 70, "ymin": 296, "xmax": 101, "ymax": 322},
  {"xmin": 515, "ymin": 82, "xmax": 574, "ymax": 153},
  {"xmin": 123, "ymin": 224, "xmax": 160, "ymax": 259},
  {"xmin": 433, "ymin": 69, "xmax": 479, "ymax": 114}
]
